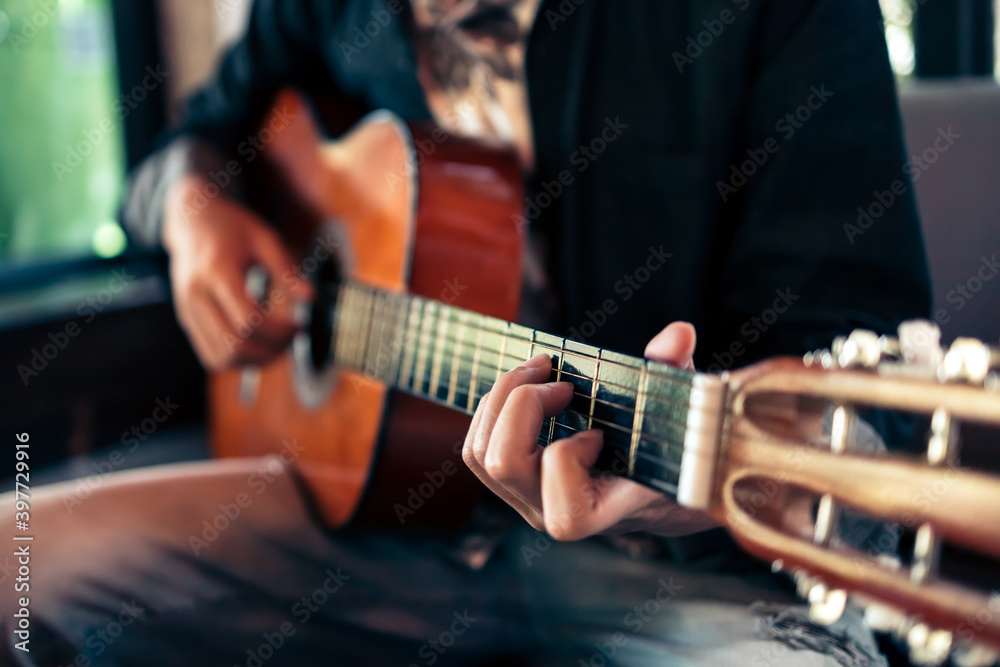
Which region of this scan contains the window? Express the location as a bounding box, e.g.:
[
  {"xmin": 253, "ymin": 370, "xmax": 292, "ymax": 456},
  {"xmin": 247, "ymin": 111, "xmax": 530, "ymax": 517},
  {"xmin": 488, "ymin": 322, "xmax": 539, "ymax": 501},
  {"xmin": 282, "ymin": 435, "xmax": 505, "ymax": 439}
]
[
  {"xmin": 0, "ymin": 0, "xmax": 127, "ymax": 262},
  {"xmin": 881, "ymin": 0, "xmax": 997, "ymax": 78}
]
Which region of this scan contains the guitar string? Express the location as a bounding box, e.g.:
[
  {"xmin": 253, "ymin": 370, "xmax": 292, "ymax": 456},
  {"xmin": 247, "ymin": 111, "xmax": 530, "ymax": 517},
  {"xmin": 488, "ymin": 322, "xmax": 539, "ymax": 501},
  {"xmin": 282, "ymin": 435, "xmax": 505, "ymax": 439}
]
[
  {"xmin": 331, "ymin": 282, "xmax": 695, "ymax": 389},
  {"xmin": 332, "ymin": 286, "xmax": 695, "ymax": 417},
  {"xmin": 335, "ymin": 324, "xmax": 697, "ymax": 435},
  {"xmin": 403, "ymin": 381, "xmax": 686, "ymax": 476},
  {"xmin": 324, "ymin": 287, "xmax": 862, "ymax": 493},
  {"xmin": 381, "ymin": 364, "xmax": 705, "ymax": 471},
  {"xmin": 400, "ymin": 357, "xmax": 693, "ymax": 435},
  {"xmin": 331, "ymin": 302, "xmax": 707, "ymax": 455},
  {"xmin": 327, "ymin": 283, "xmax": 712, "ymax": 463},
  {"xmin": 341, "ymin": 349, "xmax": 699, "ymax": 444}
]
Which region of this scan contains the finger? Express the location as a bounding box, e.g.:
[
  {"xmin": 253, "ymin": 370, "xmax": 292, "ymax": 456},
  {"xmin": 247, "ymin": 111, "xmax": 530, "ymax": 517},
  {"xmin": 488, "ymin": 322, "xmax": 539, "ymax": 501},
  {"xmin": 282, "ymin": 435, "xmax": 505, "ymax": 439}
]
[
  {"xmin": 192, "ymin": 284, "xmax": 277, "ymax": 369},
  {"xmin": 483, "ymin": 382, "xmax": 574, "ymax": 503},
  {"xmin": 184, "ymin": 286, "xmax": 236, "ymax": 369},
  {"xmin": 462, "ymin": 391, "xmax": 544, "ymax": 527},
  {"xmin": 644, "ymin": 321, "xmax": 697, "ymax": 370},
  {"xmin": 540, "ymin": 430, "xmax": 664, "ymax": 540},
  {"xmin": 213, "ymin": 268, "xmax": 300, "ymax": 347},
  {"xmin": 469, "ymin": 354, "xmax": 554, "ymax": 466},
  {"xmin": 252, "ymin": 226, "xmax": 315, "ymax": 302}
]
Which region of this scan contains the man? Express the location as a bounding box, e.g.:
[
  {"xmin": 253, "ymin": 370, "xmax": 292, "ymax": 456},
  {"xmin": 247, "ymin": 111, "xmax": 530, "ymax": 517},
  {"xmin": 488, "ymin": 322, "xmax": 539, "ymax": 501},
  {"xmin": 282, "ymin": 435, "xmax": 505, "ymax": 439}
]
[{"xmin": 1, "ymin": 1, "xmax": 929, "ymax": 665}]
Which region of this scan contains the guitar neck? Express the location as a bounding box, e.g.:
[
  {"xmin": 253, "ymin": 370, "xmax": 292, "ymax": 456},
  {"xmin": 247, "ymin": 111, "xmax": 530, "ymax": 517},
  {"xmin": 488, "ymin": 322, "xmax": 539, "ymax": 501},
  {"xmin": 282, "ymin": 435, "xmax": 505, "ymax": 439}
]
[{"xmin": 327, "ymin": 280, "xmax": 726, "ymax": 508}]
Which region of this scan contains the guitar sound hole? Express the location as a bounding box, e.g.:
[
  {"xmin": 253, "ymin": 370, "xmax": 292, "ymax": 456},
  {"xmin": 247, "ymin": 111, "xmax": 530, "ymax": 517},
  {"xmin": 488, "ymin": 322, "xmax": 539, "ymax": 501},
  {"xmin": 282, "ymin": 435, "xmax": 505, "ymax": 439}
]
[
  {"xmin": 307, "ymin": 255, "xmax": 342, "ymax": 372},
  {"xmin": 291, "ymin": 235, "xmax": 345, "ymax": 410}
]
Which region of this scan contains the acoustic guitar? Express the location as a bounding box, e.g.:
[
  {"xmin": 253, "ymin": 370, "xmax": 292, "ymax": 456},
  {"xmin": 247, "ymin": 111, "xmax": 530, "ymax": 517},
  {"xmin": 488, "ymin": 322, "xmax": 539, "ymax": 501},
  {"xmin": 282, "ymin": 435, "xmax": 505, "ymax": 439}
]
[{"xmin": 210, "ymin": 91, "xmax": 1000, "ymax": 664}]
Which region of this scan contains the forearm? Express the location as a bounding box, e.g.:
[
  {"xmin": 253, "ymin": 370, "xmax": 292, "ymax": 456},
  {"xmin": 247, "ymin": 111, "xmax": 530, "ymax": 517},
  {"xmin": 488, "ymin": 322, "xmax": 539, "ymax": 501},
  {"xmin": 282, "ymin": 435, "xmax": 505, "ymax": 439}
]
[{"xmin": 121, "ymin": 138, "xmax": 240, "ymax": 250}]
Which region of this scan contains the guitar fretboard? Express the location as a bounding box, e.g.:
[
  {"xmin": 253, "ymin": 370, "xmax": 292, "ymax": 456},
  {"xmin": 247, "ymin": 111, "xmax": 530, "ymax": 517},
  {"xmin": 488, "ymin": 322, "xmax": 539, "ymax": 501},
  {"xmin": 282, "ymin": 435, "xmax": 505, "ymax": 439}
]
[{"xmin": 327, "ymin": 281, "xmax": 724, "ymax": 503}]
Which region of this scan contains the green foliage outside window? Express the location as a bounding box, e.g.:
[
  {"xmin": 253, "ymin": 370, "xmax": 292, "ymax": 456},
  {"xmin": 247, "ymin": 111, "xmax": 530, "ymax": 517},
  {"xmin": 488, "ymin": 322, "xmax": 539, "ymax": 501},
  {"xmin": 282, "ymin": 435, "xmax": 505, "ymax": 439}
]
[{"xmin": 0, "ymin": 0, "xmax": 126, "ymax": 262}]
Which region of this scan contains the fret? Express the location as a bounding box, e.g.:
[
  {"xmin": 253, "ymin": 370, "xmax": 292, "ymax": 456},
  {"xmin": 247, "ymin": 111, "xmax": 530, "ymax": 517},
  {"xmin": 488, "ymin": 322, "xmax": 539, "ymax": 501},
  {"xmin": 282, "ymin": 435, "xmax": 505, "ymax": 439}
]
[
  {"xmin": 398, "ymin": 298, "xmax": 422, "ymax": 389},
  {"xmin": 348, "ymin": 287, "xmax": 365, "ymax": 370},
  {"xmin": 379, "ymin": 291, "xmax": 398, "ymax": 383},
  {"xmin": 356, "ymin": 288, "xmax": 372, "ymax": 371},
  {"xmin": 446, "ymin": 310, "xmax": 466, "ymax": 407},
  {"xmin": 377, "ymin": 291, "xmax": 398, "ymax": 384},
  {"xmin": 386, "ymin": 292, "xmax": 407, "ymax": 386},
  {"xmin": 472, "ymin": 332, "xmax": 504, "ymax": 401},
  {"xmin": 592, "ymin": 354, "xmax": 602, "ymax": 430},
  {"xmin": 467, "ymin": 326, "xmax": 484, "ymax": 413},
  {"xmin": 502, "ymin": 323, "xmax": 534, "ymax": 370},
  {"xmin": 455, "ymin": 311, "xmax": 477, "ymax": 410},
  {"xmin": 628, "ymin": 364, "xmax": 649, "ymax": 478},
  {"xmin": 550, "ymin": 337, "xmax": 567, "ymax": 443},
  {"xmin": 375, "ymin": 292, "xmax": 392, "ymax": 382},
  {"xmin": 413, "ymin": 300, "xmax": 435, "ymax": 396},
  {"xmin": 334, "ymin": 286, "xmax": 354, "ymax": 369},
  {"xmin": 366, "ymin": 289, "xmax": 386, "ymax": 381},
  {"xmin": 430, "ymin": 306, "xmax": 449, "ymax": 401},
  {"xmin": 496, "ymin": 323, "xmax": 510, "ymax": 381}
]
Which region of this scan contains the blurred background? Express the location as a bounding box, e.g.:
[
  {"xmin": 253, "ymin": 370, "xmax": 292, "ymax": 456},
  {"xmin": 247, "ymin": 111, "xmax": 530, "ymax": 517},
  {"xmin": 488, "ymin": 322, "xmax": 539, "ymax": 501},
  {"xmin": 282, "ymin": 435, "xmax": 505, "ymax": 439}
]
[
  {"xmin": 0, "ymin": 2, "xmax": 997, "ymax": 664},
  {"xmin": 0, "ymin": 0, "xmax": 997, "ymax": 523}
]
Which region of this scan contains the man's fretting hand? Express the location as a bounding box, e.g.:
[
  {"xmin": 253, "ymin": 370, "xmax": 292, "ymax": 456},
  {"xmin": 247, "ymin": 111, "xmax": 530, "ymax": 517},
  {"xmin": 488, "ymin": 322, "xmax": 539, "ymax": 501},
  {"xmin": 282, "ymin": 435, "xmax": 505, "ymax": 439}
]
[{"xmin": 462, "ymin": 322, "xmax": 718, "ymax": 540}]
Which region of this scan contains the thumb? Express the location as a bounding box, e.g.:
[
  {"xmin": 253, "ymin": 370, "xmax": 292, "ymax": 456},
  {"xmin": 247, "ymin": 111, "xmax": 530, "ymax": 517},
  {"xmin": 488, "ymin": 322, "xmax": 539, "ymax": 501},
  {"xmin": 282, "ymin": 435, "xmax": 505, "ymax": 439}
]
[
  {"xmin": 644, "ymin": 321, "xmax": 696, "ymax": 370},
  {"xmin": 251, "ymin": 226, "xmax": 315, "ymax": 302}
]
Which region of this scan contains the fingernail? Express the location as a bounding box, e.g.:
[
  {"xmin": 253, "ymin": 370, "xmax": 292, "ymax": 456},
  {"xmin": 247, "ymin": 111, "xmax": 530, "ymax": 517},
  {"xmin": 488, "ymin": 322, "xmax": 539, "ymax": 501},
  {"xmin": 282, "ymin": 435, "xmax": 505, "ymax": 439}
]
[{"xmin": 522, "ymin": 354, "xmax": 550, "ymax": 369}]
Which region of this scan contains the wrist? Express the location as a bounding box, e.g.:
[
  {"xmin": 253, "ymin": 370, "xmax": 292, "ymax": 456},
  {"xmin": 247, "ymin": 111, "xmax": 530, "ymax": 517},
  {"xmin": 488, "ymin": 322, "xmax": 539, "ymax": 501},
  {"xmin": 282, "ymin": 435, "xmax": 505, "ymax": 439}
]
[{"xmin": 162, "ymin": 174, "xmax": 208, "ymax": 253}]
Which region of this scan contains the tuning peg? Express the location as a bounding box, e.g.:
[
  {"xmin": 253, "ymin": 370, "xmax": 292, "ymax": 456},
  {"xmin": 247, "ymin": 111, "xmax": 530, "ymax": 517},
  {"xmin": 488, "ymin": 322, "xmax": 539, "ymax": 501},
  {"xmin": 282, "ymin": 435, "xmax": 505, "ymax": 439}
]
[
  {"xmin": 898, "ymin": 320, "xmax": 944, "ymax": 369},
  {"xmin": 907, "ymin": 623, "xmax": 953, "ymax": 666},
  {"xmin": 940, "ymin": 338, "xmax": 1000, "ymax": 384},
  {"xmin": 863, "ymin": 600, "xmax": 908, "ymax": 635},
  {"xmin": 833, "ymin": 329, "xmax": 882, "ymax": 369},
  {"xmin": 792, "ymin": 572, "xmax": 849, "ymax": 625},
  {"xmin": 808, "ymin": 582, "xmax": 849, "ymax": 625}
]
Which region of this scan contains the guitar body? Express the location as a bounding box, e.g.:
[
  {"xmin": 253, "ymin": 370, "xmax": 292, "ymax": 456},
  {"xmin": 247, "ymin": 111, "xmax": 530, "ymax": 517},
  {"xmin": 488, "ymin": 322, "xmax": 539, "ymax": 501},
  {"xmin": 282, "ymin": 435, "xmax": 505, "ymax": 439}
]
[
  {"xmin": 210, "ymin": 91, "xmax": 524, "ymax": 528},
  {"xmin": 203, "ymin": 93, "xmax": 1000, "ymax": 657}
]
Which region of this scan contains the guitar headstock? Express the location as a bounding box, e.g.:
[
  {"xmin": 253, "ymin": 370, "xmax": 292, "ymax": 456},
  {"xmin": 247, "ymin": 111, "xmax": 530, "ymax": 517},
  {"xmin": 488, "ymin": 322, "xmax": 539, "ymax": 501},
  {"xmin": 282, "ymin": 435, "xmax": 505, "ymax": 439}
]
[{"xmin": 718, "ymin": 320, "xmax": 1000, "ymax": 666}]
